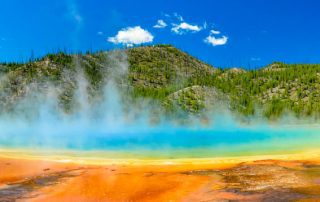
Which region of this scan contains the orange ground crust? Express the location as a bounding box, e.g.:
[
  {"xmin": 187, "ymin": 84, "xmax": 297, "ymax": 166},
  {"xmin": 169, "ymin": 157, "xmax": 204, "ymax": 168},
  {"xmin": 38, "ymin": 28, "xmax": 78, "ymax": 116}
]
[{"xmin": 0, "ymin": 156, "xmax": 320, "ymax": 201}]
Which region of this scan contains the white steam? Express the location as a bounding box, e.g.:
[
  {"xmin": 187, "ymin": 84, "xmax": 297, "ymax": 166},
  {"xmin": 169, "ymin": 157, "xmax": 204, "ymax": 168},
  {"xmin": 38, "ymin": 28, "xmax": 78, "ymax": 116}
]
[{"xmin": 0, "ymin": 51, "xmax": 319, "ymax": 159}]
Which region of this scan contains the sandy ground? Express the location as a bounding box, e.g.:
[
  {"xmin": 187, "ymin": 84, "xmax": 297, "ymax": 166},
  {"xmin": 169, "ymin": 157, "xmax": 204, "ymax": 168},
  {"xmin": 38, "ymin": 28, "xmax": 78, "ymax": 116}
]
[{"xmin": 1, "ymin": 153, "xmax": 320, "ymax": 201}]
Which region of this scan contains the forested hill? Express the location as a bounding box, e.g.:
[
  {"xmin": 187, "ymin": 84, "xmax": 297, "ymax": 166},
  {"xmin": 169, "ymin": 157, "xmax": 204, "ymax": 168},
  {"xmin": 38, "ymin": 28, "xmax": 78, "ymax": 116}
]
[{"xmin": 1, "ymin": 44, "xmax": 320, "ymax": 119}]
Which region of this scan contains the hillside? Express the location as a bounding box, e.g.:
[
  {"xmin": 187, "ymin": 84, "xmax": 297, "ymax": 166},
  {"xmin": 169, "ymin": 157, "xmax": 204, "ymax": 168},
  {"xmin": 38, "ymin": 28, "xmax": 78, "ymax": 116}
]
[{"xmin": 1, "ymin": 45, "xmax": 320, "ymax": 120}]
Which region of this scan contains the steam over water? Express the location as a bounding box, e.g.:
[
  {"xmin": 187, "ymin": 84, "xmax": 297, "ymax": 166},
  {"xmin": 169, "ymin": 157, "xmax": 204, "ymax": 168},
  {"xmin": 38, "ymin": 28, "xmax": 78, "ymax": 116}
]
[
  {"xmin": 1, "ymin": 117, "xmax": 320, "ymax": 159},
  {"xmin": 1, "ymin": 52, "xmax": 320, "ymax": 159}
]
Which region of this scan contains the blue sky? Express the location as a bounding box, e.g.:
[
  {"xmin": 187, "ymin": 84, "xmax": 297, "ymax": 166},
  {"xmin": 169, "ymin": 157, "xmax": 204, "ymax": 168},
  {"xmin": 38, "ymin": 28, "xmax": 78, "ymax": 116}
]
[{"xmin": 0, "ymin": 0, "xmax": 319, "ymax": 68}]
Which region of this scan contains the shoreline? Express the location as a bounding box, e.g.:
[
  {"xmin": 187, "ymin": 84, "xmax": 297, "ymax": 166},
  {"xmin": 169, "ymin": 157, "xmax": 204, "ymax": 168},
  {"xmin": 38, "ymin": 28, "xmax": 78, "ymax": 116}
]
[{"xmin": 1, "ymin": 148, "xmax": 320, "ymax": 166}]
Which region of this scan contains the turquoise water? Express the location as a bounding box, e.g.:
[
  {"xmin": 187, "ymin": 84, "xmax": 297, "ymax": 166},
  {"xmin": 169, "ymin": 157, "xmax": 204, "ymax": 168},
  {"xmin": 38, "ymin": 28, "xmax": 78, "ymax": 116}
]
[{"xmin": 1, "ymin": 118, "xmax": 320, "ymax": 159}]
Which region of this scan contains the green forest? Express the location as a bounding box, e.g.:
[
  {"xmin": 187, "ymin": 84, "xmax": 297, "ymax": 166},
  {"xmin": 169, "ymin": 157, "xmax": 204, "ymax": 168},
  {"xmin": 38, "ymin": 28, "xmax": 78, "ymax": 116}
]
[{"xmin": 1, "ymin": 45, "xmax": 320, "ymax": 120}]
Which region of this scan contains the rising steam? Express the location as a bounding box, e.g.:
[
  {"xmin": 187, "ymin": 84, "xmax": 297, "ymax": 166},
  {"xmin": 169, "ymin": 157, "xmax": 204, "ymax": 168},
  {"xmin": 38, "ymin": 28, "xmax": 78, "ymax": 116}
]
[{"xmin": 0, "ymin": 51, "xmax": 320, "ymax": 159}]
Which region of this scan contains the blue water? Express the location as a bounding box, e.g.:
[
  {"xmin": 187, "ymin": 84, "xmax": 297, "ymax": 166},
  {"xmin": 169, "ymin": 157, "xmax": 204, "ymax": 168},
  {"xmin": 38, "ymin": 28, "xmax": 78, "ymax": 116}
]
[{"xmin": 1, "ymin": 119, "xmax": 320, "ymax": 158}]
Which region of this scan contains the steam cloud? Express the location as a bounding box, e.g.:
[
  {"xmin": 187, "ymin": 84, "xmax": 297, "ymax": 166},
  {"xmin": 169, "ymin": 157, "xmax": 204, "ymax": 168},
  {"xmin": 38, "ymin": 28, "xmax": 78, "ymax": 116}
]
[{"xmin": 0, "ymin": 51, "xmax": 320, "ymax": 159}]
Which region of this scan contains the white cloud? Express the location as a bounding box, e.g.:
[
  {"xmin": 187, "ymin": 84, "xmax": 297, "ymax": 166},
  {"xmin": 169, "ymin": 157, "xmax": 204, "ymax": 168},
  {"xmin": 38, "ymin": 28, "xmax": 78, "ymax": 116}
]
[
  {"xmin": 172, "ymin": 22, "xmax": 202, "ymax": 34},
  {"xmin": 67, "ymin": 0, "xmax": 83, "ymax": 24},
  {"xmin": 210, "ymin": 30, "xmax": 221, "ymax": 35},
  {"xmin": 97, "ymin": 31, "xmax": 103, "ymax": 35},
  {"xmin": 108, "ymin": 26, "xmax": 154, "ymax": 46},
  {"xmin": 205, "ymin": 35, "xmax": 228, "ymax": 46},
  {"xmin": 203, "ymin": 22, "xmax": 208, "ymax": 29},
  {"xmin": 153, "ymin": 20, "xmax": 167, "ymax": 28},
  {"xmin": 174, "ymin": 13, "xmax": 184, "ymax": 21}
]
